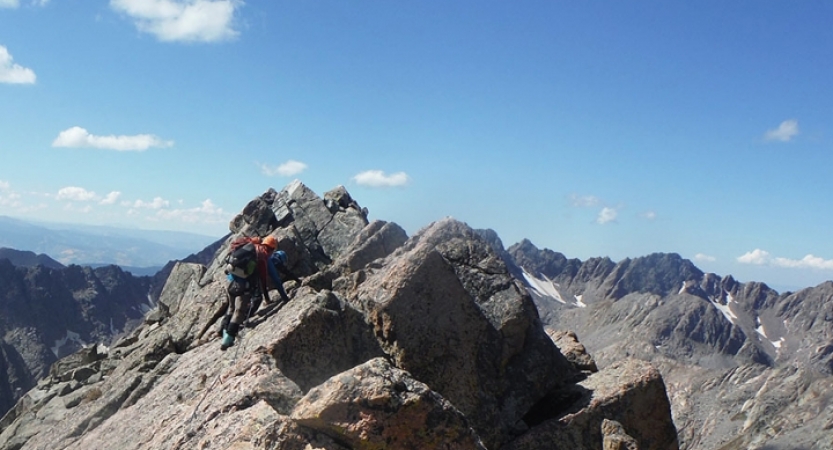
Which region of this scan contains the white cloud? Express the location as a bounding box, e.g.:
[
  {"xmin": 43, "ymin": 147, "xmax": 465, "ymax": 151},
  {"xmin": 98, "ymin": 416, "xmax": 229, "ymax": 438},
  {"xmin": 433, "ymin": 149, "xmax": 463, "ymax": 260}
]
[
  {"xmin": 261, "ymin": 160, "xmax": 307, "ymax": 177},
  {"xmin": 110, "ymin": 0, "xmax": 242, "ymax": 43},
  {"xmin": 0, "ymin": 0, "xmax": 48, "ymax": 6},
  {"xmin": 737, "ymin": 249, "xmax": 771, "ymax": 265},
  {"xmin": 52, "ymin": 126, "xmax": 173, "ymax": 151},
  {"xmin": 695, "ymin": 253, "xmax": 716, "ymax": 262},
  {"xmin": 132, "ymin": 196, "xmax": 170, "ymax": 209},
  {"xmin": 63, "ymin": 203, "xmax": 93, "ymax": 213},
  {"xmin": 569, "ymin": 194, "xmax": 601, "ymax": 207},
  {"xmin": 0, "ymin": 181, "xmax": 21, "ymax": 207},
  {"xmin": 738, "ymin": 248, "xmax": 833, "ymax": 271},
  {"xmin": 772, "ymin": 254, "xmax": 833, "ymax": 270},
  {"xmin": 0, "ymin": 45, "xmax": 36, "ymax": 84},
  {"xmin": 352, "ymin": 170, "xmax": 409, "ymax": 188},
  {"xmin": 764, "ymin": 119, "xmax": 799, "ymax": 142},
  {"xmin": 56, "ymin": 186, "xmax": 97, "ymax": 202},
  {"xmin": 100, "ymin": 191, "xmax": 122, "ymax": 205},
  {"xmin": 641, "ymin": 211, "xmax": 657, "ymax": 220},
  {"xmin": 154, "ymin": 198, "xmax": 227, "ymax": 223},
  {"xmin": 596, "ymin": 207, "xmax": 618, "ymax": 224}
]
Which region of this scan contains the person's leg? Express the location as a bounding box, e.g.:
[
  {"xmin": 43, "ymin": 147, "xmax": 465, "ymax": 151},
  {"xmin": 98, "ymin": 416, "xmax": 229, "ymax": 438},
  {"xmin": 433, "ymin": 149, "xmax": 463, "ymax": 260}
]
[
  {"xmin": 218, "ymin": 314, "xmax": 230, "ymax": 338},
  {"xmin": 222, "ymin": 291, "xmax": 251, "ymax": 348},
  {"xmin": 229, "ymin": 292, "xmax": 252, "ymax": 333}
]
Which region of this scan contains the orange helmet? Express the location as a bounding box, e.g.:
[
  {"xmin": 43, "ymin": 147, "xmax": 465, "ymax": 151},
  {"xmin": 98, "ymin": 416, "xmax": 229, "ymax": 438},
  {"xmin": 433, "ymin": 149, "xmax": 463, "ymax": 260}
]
[{"xmin": 262, "ymin": 235, "xmax": 278, "ymax": 251}]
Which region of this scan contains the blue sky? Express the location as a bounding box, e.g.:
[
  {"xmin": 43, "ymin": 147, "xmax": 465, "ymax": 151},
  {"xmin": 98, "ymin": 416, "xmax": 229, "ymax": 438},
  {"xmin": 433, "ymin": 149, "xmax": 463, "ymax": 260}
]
[{"xmin": 2, "ymin": 1, "xmax": 832, "ymax": 291}]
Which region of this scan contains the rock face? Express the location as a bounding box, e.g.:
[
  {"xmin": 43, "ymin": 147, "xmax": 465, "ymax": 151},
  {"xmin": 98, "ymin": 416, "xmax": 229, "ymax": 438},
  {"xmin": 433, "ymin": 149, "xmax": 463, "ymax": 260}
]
[
  {"xmin": 0, "ymin": 261, "xmax": 152, "ymax": 419},
  {"xmin": 507, "ymin": 239, "xmax": 833, "ymax": 450},
  {"xmin": 0, "ymin": 182, "xmax": 678, "ymax": 450}
]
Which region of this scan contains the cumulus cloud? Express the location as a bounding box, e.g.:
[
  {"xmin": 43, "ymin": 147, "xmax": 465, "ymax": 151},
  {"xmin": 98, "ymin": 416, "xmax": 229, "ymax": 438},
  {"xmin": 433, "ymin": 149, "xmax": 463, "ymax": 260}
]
[
  {"xmin": 738, "ymin": 248, "xmax": 833, "ymax": 271},
  {"xmin": 764, "ymin": 119, "xmax": 799, "ymax": 142},
  {"xmin": 596, "ymin": 207, "xmax": 618, "ymax": 224},
  {"xmin": 100, "ymin": 191, "xmax": 122, "ymax": 205},
  {"xmin": 154, "ymin": 198, "xmax": 227, "ymax": 223},
  {"xmin": 737, "ymin": 249, "xmax": 771, "ymax": 265},
  {"xmin": 772, "ymin": 254, "xmax": 833, "ymax": 270},
  {"xmin": 261, "ymin": 160, "xmax": 307, "ymax": 177},
  {"xmin": 0, "ymin": 0, "xmax": 48, "ymax": 6},
  {"xmin": 695, "ymin": 253, "xmax": 717, "ymax": 262},
  {"xmin": 0, "ymin": 45, "xmax": 36, "ymax": 84},
  {"xmin": 63, "ymin": 203, "xmax": 93, "ymax": 213},
  {"xmin": 352, "ymin": 170, "xmax": 409, "ymax": 188},
  {"xmin": 110, "ymin": 0, "xmax": 242, "ymax": 43},
  {"xmin": 131, "ymin": 196, "xmax": 170, "ymax": 209},
  {"xmin": 56, "ymin": 186, "xmax": 98, "ymax": 202},
  {"xmin": 0, "ymin": 180, "xmax": 21, "ymax": 207},
  {"xmin": 569, "ymin": 194, "xmax": 601, "ymax": 207},
  {"xmin": 52, "ymin": 126, "xmax": 173, "ymax": 151}
]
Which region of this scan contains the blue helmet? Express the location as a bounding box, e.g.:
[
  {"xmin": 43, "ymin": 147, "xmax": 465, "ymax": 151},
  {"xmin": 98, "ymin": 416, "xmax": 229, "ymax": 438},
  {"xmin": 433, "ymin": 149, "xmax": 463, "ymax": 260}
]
[{"xmin": 271, "ymin": 250, "xmax": 288, "ymax": 266}]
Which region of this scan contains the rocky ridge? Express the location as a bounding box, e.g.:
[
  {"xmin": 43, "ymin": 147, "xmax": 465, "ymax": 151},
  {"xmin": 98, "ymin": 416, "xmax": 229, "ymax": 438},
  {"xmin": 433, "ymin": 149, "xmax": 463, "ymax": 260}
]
[
  {"xmin": 0, "ymin": 181, "xmax": 677, "ymax": 450},
  {"xmin": 506, "ymin": 239, "xmax": 833, "ymax": 450},
  {"xmin": 0, "ymin": 261, "xmax": 152, "ymax": 420}
]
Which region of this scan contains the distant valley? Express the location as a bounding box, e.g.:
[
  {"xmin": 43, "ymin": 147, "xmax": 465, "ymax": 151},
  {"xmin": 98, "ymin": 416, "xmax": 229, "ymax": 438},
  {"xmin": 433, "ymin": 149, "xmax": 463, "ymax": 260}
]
[{"xmin": 0, "ymin": 215, "xmax": 222, "ymax": 273}]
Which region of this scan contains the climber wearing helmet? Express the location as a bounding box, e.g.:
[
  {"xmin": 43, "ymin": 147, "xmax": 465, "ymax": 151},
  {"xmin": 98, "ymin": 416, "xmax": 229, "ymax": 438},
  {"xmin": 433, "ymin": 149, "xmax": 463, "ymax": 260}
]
[{"xmin": 220, "ymin": 234, "xmax": 299, "ymax": 349}]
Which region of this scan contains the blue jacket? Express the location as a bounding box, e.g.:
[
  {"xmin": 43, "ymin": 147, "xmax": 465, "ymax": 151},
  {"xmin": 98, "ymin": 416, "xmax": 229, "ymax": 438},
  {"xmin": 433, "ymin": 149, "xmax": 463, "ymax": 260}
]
[{"xmin": 266, "ymin": 258, "xmax": 290, "ymax": 301}]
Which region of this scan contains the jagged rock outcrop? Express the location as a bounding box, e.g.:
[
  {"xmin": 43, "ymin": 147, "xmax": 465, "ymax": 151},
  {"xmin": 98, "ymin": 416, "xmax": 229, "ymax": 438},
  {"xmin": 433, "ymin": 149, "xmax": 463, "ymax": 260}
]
[
  {"xmin": 506, "ymin": 359, "xmax": 677, "ymax": 450},
  {"xmin": 0, "ymin": 260, "xmax": 151, "ymax": 418},
  {"xmin": 292, "ymin": 357, "xmax": 486, "ymax": 450},
  {"xmin": 507, "ymin": 239, "xmax": 833, "ymax": 450},
  {"xmin": 0, "ymin": 182, "xmax": 678, "ymax": 450},
  {"xmin": 148, "ymin": 235, "xmax": 225, "ymax": 303}
]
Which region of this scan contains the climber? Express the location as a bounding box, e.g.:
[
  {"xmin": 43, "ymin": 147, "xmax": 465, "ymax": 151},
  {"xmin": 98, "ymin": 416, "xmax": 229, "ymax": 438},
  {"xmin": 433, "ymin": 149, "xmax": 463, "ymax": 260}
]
[
  {"xmin": 251, "ymin": 247, "xmax": 301, "ymax": 314},
  {"xmin": 219, "ymin": 235, "xmax": 299, "ymax": 350}
]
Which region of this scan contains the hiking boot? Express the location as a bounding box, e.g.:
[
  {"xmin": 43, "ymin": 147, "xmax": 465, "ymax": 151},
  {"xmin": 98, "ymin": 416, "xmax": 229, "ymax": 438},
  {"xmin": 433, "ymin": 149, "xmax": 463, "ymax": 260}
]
[{"xmin": 220, "ymin": 330, "xmax": 235, "ymax": 350}]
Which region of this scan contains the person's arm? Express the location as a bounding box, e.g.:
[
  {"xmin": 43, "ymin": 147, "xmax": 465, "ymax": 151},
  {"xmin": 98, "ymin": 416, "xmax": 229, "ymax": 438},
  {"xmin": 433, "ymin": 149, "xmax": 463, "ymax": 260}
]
[
  {"xmin": 267, "ymin": 260, "xmax": 290, "ymax": 301},
  {"xmin": 279, "ymin": 266, "xmax": 302, "ymax": 284}
]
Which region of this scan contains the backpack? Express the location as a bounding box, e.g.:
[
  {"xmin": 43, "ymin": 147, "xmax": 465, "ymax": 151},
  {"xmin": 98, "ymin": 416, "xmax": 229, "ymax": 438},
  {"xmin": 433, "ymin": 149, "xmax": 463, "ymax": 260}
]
[{"xmin": 225, "ymin": 237, "xmax": 259, "ymax": 279}]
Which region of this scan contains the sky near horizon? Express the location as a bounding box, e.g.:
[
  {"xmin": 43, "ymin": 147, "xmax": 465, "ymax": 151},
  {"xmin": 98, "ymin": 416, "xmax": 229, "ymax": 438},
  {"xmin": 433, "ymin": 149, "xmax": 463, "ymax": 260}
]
[{"xmin": 1, "ymin": 1, "xmax": 832, "ymax": 291}]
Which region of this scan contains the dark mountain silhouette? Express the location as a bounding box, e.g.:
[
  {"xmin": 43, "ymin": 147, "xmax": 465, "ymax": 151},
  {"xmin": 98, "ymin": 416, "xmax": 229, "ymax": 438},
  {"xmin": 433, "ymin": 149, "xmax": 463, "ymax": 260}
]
[
  {"xmin": 0, "ymin": 248, "xmax": 64, "ymax": 270},
  {"xmin": 0, "ymin": 260, "xmax": 152, "ymax": 417}
]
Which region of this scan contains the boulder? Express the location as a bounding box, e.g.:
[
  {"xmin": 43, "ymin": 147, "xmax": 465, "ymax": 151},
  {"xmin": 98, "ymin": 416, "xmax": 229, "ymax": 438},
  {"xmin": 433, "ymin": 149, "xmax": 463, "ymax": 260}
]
[
  {"xmin": 350, "ymin": 218, "xmax": 576, "ymax": 448},
  {"xmin": 292, "ymin": 357, "xmax": 486, "ymax": 450},
  {"xmin": 504, "ymin": 359, "xmax": 678, "ymax": 450}
]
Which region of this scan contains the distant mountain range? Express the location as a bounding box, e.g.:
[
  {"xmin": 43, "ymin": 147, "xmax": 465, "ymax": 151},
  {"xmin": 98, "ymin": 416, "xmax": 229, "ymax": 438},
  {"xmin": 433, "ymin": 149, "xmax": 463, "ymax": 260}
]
[
  {"xmin": 0, "ymin": 216, "xmax": 220, "ymax": 274},
  {"xmin": 2, "ymin": 184, "xmax": 833, "ymax": 449},
  {"xmin": 0, "ymin": 248, "xmax": 63, "ymax": 270}
]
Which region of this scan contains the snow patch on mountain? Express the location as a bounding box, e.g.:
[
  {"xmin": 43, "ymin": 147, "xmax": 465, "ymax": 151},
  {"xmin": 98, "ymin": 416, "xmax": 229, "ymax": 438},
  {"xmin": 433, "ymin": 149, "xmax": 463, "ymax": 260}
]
[
  {"xmin": 522, "ymin": 270, "xmax": 566, "ymax": 304},
  {"xmin": 709, "ymin": 291, "xmax": 738, "ymax": 325},
  {"xmin": 51, "ymin": 330, "xmax": 86, "ymax": 358},
  {"xmin": 521, "ymin": 270, "xmax": 586, "ymax": 308}
]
